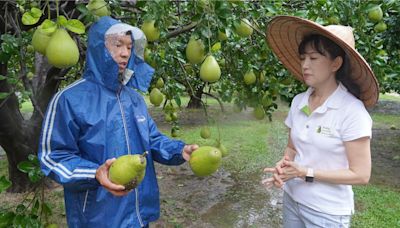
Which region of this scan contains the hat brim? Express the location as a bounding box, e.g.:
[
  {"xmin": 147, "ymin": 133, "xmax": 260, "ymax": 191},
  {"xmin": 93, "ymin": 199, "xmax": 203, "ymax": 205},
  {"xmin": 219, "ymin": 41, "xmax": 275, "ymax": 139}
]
[{"xmin": 266, "ymin": 16, "xmax": 379, "ymax": 108}]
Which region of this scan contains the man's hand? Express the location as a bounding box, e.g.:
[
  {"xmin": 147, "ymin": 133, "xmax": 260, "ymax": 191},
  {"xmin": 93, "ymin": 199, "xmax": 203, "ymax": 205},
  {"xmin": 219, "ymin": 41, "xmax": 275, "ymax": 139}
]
[
  {"xmin": 182, "ymin": 144, "xmax": 199, "ymax": 161},
  {"xmin": 96, "ymin": 158, "xmax": 129, "ymax": 196}
]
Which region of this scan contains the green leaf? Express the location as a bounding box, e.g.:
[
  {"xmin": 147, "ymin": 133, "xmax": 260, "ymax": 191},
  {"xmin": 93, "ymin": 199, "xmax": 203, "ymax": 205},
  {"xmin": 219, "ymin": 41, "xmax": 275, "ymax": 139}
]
[
  {"xmin": 76, "ymin": 3, "xmax": 89, "ymax": 14},
  {"xmin": 41, "ymin": 203, "xmax": 53, "ymax": 216},
  {"xmin": 31, "ymin": 199, "xmax": 40, "ymax": 215},
  {"xmin": 22, "ymin": 12, "xmax": 39, "ymax": 25},
  {"xmin": 41, "ymin": 19, "xmax": 57, "ymax": 34},
  {"xmin": 16, "ymin": 204, "xmax": 26, "ymax": 214},
  {"xmin": 30, "ymin": 7, "xmax": 42, "ymax": 18},
  {"xmin": 0, "ymin": 212, "xmax": 15, "ymax": 228},
  {"xmin": 0, "ymin": 92, "xmax": 10, "ymax": 99},
  {"xmin": 28, "ymin": 170, "xmax": 43, "ymax": 183},
  {"xmin": 65, "ymin": 19, "xmax": 86, "ymax": 34},
  {"xmin": 17, "ymin": 161, "xmax": 36, "ymax": 173},
  {"xmin": 57, "ymin": 16, "xmax": 68, "ymax": 27},
  {"xmin": 174, "ymin": 96, "xmax": 182, "ymax": 107},
  {"xmin": 0, "ymin": 176, "xmax": 12, "ymax": 193},
  {"xmin": 21, "ymin": 7, "xmax": 42, "ymax": 25},
  {"xmin": 0, "ymin": 75, "xmax": 6, "ymax": 80}
]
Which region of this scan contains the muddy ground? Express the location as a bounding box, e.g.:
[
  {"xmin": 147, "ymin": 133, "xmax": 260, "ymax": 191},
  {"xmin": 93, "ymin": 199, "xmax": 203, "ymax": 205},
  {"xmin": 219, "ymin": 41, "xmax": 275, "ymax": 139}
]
[{"xmin": 151, "ymin": 100, "xmax": 400, "ymax": 228}]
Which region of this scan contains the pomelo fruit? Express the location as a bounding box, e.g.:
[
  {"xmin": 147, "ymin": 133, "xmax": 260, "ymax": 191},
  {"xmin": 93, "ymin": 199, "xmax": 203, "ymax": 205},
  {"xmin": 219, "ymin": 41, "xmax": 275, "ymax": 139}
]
[
  {"xmin": 109, "ymin": 152, "xmax": 147, "ymax": 190},
  {"xmin": 200, "ymin": 55, "xmax": 221, "ymax": 83},
  {"xmin": 149, "ymin": 88, "xmax": 164, "ymax": 106},
  {"xmin": 189, "ymin": 146, "xmax": 222, "ymax": 177},
  {"xmin": 46, "ymin": 29, "xmax": 79, "ymax": 68}
]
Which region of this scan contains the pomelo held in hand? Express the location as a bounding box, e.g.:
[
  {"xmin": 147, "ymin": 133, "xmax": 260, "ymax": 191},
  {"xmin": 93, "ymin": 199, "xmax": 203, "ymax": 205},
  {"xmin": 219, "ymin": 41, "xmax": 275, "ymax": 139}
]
[
  {"xmin": 189, "ymin": 146, "xmax": 222, "ymax": 177},
  {"xmin": 46, "ymin": 29, "xmax": 79, "ymax": 68},
  {"xmin": 109, "ymin": 152, "xmax": 148, "ymax": 190}
]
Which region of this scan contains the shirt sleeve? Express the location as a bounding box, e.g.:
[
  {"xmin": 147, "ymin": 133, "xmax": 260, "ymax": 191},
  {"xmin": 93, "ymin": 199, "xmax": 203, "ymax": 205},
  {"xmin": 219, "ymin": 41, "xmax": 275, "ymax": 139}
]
[{"xmin": 340, "ymin": 100, "xmax": 373, "ymax": 141}]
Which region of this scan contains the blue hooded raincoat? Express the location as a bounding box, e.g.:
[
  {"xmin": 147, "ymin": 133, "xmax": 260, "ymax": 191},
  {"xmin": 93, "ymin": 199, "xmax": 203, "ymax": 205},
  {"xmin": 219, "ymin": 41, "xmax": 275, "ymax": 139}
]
[{"xmin": 38, "ymin": 16, "xmax": 186, "ymax": 228}]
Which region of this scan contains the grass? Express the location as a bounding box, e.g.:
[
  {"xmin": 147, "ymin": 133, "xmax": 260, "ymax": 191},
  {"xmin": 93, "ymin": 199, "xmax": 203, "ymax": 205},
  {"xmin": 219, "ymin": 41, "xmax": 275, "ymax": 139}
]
[
  {"xmin": 379, "ymin": 92, "xmax": 400, "ymax": 102},
  {"xmin": 371, "ymin": 113, "xmax": 400, "ymax": 129},
  {"xmin": 353, "ymin": 185, "xmax": 400, "ymax": 227}
]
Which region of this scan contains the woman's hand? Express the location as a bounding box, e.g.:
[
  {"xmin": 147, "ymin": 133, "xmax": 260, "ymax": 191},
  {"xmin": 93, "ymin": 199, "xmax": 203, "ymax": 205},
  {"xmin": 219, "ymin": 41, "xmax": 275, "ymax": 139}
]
[
  {"xmin": 262, "ymin": 155, "xmax": 291, "ymax": 188},
  {"xmin": 96, "ymin": 158, "xmax": 129, "ymax": 197},
  {"xmin": 182, "ymin": 144, "xmax": 199, "ymax": 161}
]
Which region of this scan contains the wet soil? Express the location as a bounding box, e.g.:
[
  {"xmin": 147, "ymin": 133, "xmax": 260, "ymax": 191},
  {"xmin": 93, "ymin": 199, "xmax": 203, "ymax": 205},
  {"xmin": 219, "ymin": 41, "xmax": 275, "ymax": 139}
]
[{"xmin": 151, "ymin": 100, "xmax": 400, "ymax": 228}]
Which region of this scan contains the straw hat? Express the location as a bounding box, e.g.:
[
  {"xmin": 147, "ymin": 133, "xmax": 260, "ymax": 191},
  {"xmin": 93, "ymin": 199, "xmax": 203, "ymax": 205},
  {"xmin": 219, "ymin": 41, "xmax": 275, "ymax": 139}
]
[{"xmin": 266, "ymin": 16, "xmax": 379, "ymax": 108}]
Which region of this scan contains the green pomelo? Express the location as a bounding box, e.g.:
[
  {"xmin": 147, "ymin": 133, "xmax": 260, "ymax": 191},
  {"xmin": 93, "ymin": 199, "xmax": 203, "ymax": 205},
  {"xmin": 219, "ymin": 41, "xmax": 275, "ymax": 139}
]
[
  {"xmin": 368, "ymin": 5, "xmax": 383, "ymax": 23},
  {"xmin": 189, "ymin": 146, "xmax": 222, "ymax": 177},
  {"xmin": 186, "ymin": 38, "xmax": 205, "ymax": 64},
  {"xmin": 109, "ymin": 152, "xmax": 147, "ymax": 190},
  {"xmin": 244, "ymin": 70, "xmax": 256, "ymax": 85},
  {"xmin": 253, "ymin": 106, "xmax": 265, "ymax": 120},
  {"xmin": 259, "ymin": 71, "xmax": 266, "ymax": 83},
  {"xmin": 235, "ymin": 19, "xmax": 253, "ymax": 37},
  {"xmin": 155, "ymin": 78, "xmax": 164, "ymax": 88},
  {"xmin": 141, "ymin": 20, "xmax": 160, "ymax": 42},
  {"xmin": 217, "ymin": 143, "xmax": 228, "ymax": 157},
  {"xmin": 150, "ymin": 88, "xmax": 164, "ymax": 106},
  {"xmin": 32, "ymin": 27, "xmax": 52, "ymax": 55},
  {"xmin": 374, "ymin": 22, "xmax": 387, "ymax": 33},
  {"xmin": 87, "ymin": 0, "xmax": 110, "ymax": 17},
  {"xmin": 200, "ymin": 126, "xmax": 211, "ymax": 139},
  {"xmin": 46, "ymin": 29, "xmax": 79, "ymax": 68},
  {"xmin": 200, "ymin": 55, "xmax": 221, "ymax": 83}
]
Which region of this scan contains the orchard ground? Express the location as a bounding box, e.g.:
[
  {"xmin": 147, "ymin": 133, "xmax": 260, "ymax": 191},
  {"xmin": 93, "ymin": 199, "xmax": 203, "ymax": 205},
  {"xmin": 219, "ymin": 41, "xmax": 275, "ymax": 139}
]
[{"xmin": 0, "ymin": 94, "xmax": 399, "ymax": 227}]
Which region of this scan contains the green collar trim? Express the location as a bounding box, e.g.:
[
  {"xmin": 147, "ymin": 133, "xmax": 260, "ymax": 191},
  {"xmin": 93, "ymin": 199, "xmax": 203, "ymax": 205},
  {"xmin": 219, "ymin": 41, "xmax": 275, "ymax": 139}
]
[{"xmin": 301, "ymin": 105, "xmax": 311, "ymax": 116}]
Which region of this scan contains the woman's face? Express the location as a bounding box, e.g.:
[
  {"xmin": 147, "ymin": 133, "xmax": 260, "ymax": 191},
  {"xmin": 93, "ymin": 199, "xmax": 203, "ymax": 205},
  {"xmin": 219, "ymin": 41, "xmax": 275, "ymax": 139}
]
[{"xmin": 300, "ymin": 44, "xmax": 342, "ymax": 88}]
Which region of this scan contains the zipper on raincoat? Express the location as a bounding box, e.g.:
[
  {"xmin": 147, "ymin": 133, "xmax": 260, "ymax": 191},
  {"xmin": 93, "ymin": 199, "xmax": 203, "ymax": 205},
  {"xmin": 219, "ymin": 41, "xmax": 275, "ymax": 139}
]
[
  {"xmin": 82, "ymin": 190, "xmax": 89, "ymax": 213},
  {"xmin": 116, "ymin": 86, "xmax": 144, "ymax": 227}
]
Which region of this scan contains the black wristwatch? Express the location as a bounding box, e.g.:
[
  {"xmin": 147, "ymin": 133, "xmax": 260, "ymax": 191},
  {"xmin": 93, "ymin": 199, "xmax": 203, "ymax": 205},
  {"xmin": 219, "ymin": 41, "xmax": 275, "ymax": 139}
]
[{"xmin": 305, "ymin": 168, "xmax": 314, "ymax": 182}]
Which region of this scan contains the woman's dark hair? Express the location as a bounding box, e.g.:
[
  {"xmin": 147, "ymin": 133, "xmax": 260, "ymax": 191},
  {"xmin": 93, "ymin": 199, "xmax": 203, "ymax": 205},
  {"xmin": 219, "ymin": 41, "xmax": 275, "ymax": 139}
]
[{"xmin": 298, "ymin": 34, "xmax": 361, "ymax": 99}]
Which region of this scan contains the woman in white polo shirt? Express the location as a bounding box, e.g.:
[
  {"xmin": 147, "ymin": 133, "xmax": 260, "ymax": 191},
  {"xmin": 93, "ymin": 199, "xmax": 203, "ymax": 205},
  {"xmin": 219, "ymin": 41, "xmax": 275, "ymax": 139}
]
[{"xmin": 262, "ymin": 16, "xmax": 379, "ymax": 227}]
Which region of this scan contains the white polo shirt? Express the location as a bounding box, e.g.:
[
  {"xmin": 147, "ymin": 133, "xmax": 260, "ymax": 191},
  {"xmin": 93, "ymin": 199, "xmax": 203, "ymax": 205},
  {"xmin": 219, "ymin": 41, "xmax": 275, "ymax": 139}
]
[{"xmin": 284, "ymin": 83, "xmax": 372, "ymax": 215}]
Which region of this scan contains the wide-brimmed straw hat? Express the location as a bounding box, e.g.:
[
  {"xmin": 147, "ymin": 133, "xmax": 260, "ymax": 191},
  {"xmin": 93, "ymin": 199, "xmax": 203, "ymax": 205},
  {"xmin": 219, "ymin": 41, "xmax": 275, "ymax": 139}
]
[{"xmin": 266, "ymin": 15, "xmax": 379, "ymax": 108}]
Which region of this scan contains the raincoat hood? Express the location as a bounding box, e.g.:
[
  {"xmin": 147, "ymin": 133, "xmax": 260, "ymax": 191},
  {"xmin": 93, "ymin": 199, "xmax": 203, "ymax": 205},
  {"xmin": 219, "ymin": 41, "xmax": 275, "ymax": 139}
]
[{"xmin": 83, "ymin": 16, "xmax": 154, "ymax": 92}]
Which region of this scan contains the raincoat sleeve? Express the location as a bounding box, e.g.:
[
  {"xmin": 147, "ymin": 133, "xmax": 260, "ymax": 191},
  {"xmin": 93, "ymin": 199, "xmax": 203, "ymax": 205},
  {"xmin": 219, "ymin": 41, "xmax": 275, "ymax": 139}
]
[
  {"xmin": 147, "ymin": 116, "xmax": 186, "ymax": 165},
  {"xmin": 38, "ymin": 94, "xmax": 100, "ymax": 191}
]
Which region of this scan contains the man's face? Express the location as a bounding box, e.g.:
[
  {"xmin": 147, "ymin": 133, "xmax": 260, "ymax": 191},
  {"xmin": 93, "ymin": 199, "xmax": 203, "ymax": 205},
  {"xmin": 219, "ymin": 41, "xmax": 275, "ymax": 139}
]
[{"xmin": 105, "ymin": 34, "xmax": 132, "ymax": 73}]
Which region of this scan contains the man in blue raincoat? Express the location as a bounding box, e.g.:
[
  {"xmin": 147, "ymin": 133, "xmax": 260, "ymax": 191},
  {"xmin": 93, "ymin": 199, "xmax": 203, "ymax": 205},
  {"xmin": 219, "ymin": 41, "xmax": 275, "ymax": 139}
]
[{"xmin": 38, "ymin": 16, "xmax": 198, "ymax": 228}]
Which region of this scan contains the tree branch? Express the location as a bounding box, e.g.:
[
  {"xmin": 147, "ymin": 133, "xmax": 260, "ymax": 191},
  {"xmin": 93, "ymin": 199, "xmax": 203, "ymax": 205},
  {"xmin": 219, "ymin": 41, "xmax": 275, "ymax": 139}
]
[
  {"xmin": 203, "ymin": 92, "xmax": 225, "ymax": 113},
  {"xmin": 166, "ymin": 21, "xmax": 198, "ymax": 39}
]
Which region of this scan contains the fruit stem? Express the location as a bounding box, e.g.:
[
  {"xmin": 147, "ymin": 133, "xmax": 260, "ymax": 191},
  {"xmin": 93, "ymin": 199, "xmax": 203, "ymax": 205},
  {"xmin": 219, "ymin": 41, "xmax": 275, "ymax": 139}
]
[
  {"xmin": 141, "ymin": 151, "xmax": 148, "ymax": 157},
  {"xmin": 55, "ymin": 0, "xmax": 59, "ymax": 18},
  {"xmin": 46, "ymin": 0, "xmax": 50, "ymax": 20}
]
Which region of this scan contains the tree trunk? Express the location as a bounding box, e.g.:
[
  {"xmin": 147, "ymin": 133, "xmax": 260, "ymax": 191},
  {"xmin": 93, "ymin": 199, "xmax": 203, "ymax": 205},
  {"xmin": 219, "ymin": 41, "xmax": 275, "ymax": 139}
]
[{"xmin": 186, "ymin": 85, "xmax": 204, "ymax": 109}]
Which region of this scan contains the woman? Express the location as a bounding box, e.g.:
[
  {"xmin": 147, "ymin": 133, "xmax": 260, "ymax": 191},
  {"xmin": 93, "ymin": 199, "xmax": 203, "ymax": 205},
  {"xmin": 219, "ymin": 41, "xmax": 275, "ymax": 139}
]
[{"xmin": 262, "ymin": 16, "xmax": 379, "ymax": 227}]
